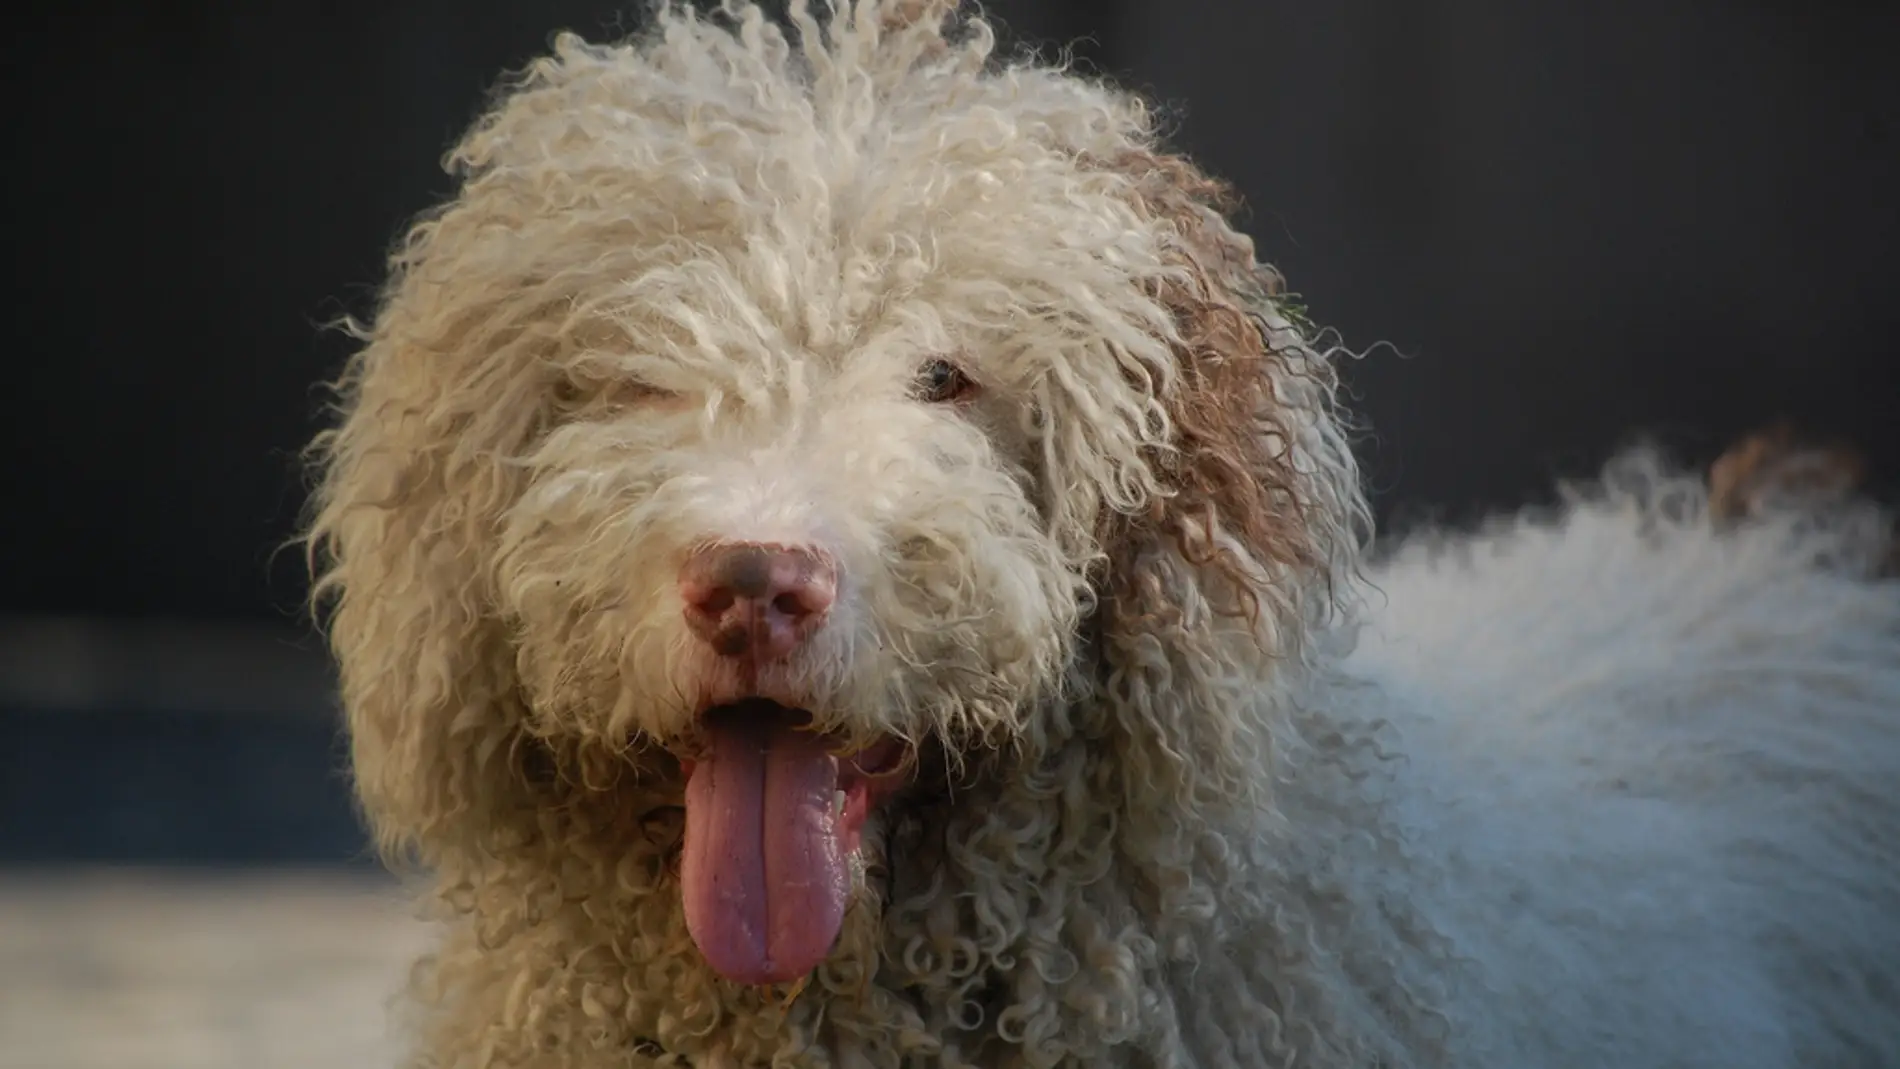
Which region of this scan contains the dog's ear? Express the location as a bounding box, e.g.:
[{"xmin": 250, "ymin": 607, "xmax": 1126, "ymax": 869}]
[
  {"xmin": 307, "ymin": 310, "xmax": 548, "ymax": 866},
  {"xmin": 1109, "ymin": 156, "xmax": 1341, "ymax": 610},
  {"xmin": 1087, "ymin": 150, "xmax": 1366, "ymax": 804}
]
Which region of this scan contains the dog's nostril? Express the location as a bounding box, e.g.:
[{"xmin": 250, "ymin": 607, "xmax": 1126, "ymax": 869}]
[
  {"xmin": 697, "ymin": 590, "xmax": 736, "ymax": 615},
  {"xmin": 772, "ymin": 592, "xmax": 809, "ymax": 618}
]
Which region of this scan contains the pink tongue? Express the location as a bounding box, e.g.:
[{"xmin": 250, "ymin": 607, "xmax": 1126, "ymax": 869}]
[{"xmin": 681, "ymin": 711, "xmax": 850, "ymax": 986}]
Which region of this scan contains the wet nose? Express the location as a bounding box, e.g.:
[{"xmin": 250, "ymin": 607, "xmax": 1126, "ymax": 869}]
[{"xmin": 678, "ymin": 543, "xmax": 837, "ymax": 660}]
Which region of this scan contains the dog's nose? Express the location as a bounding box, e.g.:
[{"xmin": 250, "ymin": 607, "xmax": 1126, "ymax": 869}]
[{"xmin": 679, "ymin": 543, "xmax": 836, "ymax": 660}]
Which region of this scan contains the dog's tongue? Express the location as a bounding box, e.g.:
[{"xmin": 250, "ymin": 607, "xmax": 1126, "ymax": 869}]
[{"xmin": 681, "ymin": 710, "xmax": 850, "ymax": 986}]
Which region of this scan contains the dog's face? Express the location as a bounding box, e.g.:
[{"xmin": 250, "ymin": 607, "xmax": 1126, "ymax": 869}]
[
  {"xmin": 486, "ymin": 108, "xmax": 1186, "ymax": 982},
  {"xmin": 496, "ymin": 273, "xmax": 1098, "ymax": 980},
  {"xmin": 314, "ymin": 3, "xmax": 1357, "ymax": 993},
  {"xmin": 500, "ymin": 310, "xmax": 1080, "ymax": 760}
]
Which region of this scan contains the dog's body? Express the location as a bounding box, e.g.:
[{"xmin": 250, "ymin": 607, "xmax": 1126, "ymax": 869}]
[
  {"xmin": 309, "ymin": 4, "xmax": 1900, "ymax": 1066},
  {"xmin": 1343, "ymin": 460, "xmax": 1900, "ymax": 1066}
]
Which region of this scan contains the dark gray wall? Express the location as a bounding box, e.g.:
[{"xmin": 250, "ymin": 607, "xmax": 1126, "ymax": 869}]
[{"xmin": 1120, "ymin": 1, "xmax": 1899, "ymax": 529}]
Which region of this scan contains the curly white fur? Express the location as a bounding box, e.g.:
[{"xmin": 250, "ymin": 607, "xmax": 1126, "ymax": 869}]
[{"xmin": 307, "ymin": 3, "xmax": 1900, "ymax": 1066}]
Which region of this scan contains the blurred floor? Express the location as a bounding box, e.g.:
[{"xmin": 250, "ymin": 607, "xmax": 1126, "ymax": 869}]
[{"xmin": 0, "ymin": 869, "xmax": 431, "ymax": 1069}]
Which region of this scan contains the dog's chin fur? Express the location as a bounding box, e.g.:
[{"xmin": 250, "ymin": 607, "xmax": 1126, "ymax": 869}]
[{"xmin": 306, "ymin": 2, "xmax": 1900, "ymax": 1066}]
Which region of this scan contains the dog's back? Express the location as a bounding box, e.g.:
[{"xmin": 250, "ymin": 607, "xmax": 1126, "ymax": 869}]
[{"xmin": 1343, "ymin": 448, "xmax": 1900, "ymax": 1067}]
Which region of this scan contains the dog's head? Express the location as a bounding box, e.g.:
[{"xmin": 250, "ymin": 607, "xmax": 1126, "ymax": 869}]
[{"xmin": 310, "ymin": 0, "xmax": 1362, "ymax": 991}]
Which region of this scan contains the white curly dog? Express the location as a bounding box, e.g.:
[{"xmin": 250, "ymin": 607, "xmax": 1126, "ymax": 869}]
[{"xmin": 308, "ymin": 3, "xmax": 1900, "ymax": 1066}]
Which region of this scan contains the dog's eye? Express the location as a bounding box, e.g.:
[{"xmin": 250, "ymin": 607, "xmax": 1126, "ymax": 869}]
[
  {"xmin": 555, "ymin": 374, "xmax": 671, "ymax": 411},
  {"xmin": 914, "ymin": 358, "xmax": 977, "ymax": 404},
  {"xmin": 608, "ymin": 379, "xmax": 670, "ymax": 404}
]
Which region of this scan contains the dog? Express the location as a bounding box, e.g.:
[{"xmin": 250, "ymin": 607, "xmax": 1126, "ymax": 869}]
[{"xmin": 306, "ymin": 3, "xmax": 1900, "ymax": 1065}]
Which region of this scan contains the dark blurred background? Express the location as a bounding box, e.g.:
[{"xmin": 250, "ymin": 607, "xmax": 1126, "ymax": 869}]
[{"xmin": 3, "ymin": 0, "xmax": 1896, "ymax": 869}]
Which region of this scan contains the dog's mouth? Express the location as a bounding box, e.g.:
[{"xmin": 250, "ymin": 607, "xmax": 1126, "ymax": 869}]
[{"xmin": 676, "ymin": 698, "xmax": 909, "ymax": 987}]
